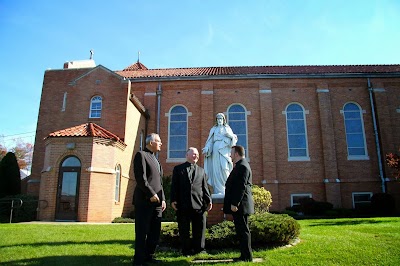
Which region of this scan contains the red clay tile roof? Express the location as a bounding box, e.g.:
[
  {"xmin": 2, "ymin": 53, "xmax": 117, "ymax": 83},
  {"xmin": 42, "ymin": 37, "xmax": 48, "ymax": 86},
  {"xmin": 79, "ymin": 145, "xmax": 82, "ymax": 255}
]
[
  {"xmin": 46, "ymin": 123, "xmax": 125, "ymax": 144},
  {"xmin": 122, "ymin": 61, "xmax": 148, "ymax": 71},
  {"xmin": 116, "ymin": 64, "xmax": 400, "ymax": 79}
]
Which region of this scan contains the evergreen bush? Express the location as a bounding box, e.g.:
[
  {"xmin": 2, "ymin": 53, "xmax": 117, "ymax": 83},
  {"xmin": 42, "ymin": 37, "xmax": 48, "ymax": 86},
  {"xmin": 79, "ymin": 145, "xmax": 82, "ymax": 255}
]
[
  {"xmin": 160, "ymin": 213, "xmax": 300, "ymax": 249},
  {"xmin": 0, "ymin": 152, "xmax": 21, "ymax": 197},
  {"xmin": 249, "ymin": 213, "xmax": 300, "ymax": 246},
  {"xmin": 205, "ymin": 220, "xmax": 237, "ymax": 249},
  {"xmin": 162, "ymin": 175, "xmax": 176, "ymax": 222},
  {"xmin": 252, "ymin": 185, "xmax": 272, "ymax": 213},
  {"xmin": 371, "ymin": 193, "xmax": 396, "ymax": 216},
  {"xmin": 160, "ymin": 222, "xmax": 180, "ymax": 248},
  {"xmin": 298, "ymin": 197, "xmax": 333, "ymax": 215},
  {"xmin": 111, "ymin": 217, "xmax": 134, "ymax": 223}
]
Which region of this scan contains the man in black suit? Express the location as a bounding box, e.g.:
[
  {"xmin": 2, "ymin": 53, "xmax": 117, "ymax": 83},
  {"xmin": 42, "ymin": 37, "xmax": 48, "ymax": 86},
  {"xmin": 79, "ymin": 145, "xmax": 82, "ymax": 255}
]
[
  {"xmin": 132, "ymin": 133, "xmax": 166, "ymax": 266},
  {"xmin": 171, "ymin": 147, "xmax": 212, "ymax": 255},
  {"xmin": 223, "ymin": 145, "xmax": 254, "ymax": 262}
]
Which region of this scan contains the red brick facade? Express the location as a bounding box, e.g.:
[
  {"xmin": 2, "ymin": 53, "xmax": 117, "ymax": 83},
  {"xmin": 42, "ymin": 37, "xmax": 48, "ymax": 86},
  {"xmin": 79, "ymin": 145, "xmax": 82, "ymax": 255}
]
[{"xmin": 29, "ymin": 61, "xmax": 400, "ymax": 222}]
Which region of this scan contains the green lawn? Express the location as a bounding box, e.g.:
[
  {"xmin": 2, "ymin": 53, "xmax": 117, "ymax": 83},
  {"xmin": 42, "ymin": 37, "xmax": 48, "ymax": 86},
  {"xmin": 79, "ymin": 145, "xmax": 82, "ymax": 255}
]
[{"xmin": 0, "ymin": 217, "xmax": 399, "ymax": 265}]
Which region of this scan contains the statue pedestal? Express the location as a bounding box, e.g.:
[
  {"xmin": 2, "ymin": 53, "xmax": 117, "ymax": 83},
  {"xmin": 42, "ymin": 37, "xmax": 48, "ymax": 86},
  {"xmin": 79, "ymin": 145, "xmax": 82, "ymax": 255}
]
[{"xmin": 206, "ymin": 194, "xmax": 233, "ymax": 226}]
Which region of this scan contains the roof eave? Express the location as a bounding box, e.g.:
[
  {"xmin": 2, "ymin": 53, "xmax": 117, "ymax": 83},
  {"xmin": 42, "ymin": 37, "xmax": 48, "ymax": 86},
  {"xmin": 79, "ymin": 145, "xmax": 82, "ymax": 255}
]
[{"xmin": 127, "ymin": 72, "xmax": 400, "ymax": 82}]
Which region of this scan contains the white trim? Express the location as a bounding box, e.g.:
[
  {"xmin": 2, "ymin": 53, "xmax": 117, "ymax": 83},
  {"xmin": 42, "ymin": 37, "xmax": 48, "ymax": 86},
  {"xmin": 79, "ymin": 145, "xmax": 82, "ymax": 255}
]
[
  {"xmin": 167, "ymin": 104, "xmax": 188, "ymax": 160},
  {"xmin": 288, "ymin": 156, "xmax": 311, "ymax": 162},
  {"xmin": 86, "ymin": 167, "xmax": 115, "ymax": 174},
  {"xmin": 259, "ymin": 89, "xmax": 272, "ymax": 94},
  {"xmin": 145, "ymin": 92, "xmax": 157, "ymax": 96},
  {"xmin": 352, "ymin": 192, "xmax": 373, "ymax": 209},
  {"xmin": 227, "ymin": 103, "xmax": 249, "ymax": 159},
  {"xmin": 342, "ymin": 102, "xmax": 369, "ymax": 159},
  {"xmin": 316, "ymin": 89, "xmax": 329, "ymax": 93},
  {"xmin": 285, "ymin": 103, "xmax": 310, "ymax": 161},
  {"xmin": 347, "ymin": 155, "xmax": 370, "ymax": 160},
  {"xmin": 62, "ymin": 92, "xmax": 67, "ymax": 112},
  {"xmin": 166, "ymin": 158, "xmax": 186, "ymax": 163},
  {"xmin": 201, "ymin": 90, "xmax": 213, "ymax": 94},
  {"xmin": 291, "ymin": 193, "xmax": 312, "ymax": 206},
  {"xmin": 89, "ymin": 95, "xmax": 102, "ymax": 118},
  {"xmin": 373, "ymin": 88, "xmax": 386, "ymax": 92}
]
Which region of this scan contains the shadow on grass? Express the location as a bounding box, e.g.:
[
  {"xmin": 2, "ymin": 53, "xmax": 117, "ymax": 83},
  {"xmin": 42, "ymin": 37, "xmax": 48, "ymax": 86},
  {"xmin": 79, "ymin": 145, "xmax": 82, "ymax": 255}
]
[
  {"xmin": 4, "ymin": 255, "xmax": 191, "ymax": 266},
  {"xmin": 0, "ymin": 239, "xmax": 134, "ymax": 249},
  {"xmin": 308, "ymin": 219, "xmax": 389, "ymax": 227}
]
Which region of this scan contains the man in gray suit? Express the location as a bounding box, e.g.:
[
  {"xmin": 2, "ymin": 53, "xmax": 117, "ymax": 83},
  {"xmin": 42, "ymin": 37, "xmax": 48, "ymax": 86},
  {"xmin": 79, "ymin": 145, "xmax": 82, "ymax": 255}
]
[
  {"xmin": 171, "ymin": 147, "xmax": 212, "ymax": 255},
  {"xmin": 132, "ymin": 133, "xmax": 166, "ymax": 266},
  {"xmin": 223, "ymin": 145, "xmax": 254, "ymax": 262}
]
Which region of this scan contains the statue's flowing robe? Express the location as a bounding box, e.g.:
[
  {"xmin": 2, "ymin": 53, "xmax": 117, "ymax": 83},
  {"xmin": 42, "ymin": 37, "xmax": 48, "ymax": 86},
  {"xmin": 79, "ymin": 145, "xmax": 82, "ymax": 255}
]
[{"xmin": 203, "ymin": 125, "xmax": 237, "ymax": 194}]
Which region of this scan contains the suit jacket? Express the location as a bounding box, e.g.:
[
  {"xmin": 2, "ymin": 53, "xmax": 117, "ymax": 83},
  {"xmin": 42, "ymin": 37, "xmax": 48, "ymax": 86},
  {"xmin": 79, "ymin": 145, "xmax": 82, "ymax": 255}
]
[
  {"xmin": 170, "ymin": 162, "xmax": 211, "ymax": 211},
  {"xmin": 223, "ymin": 158, "xmax": 254, "ymax": 215},
  {"xmin": 133, "ymin": 148, "xmax": 165, "ymax": 207}
]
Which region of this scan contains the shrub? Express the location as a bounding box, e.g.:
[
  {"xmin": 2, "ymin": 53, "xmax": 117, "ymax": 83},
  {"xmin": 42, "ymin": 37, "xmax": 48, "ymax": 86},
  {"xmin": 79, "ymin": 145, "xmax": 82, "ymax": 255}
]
[
  {"xmin": 0, "ymin": 194, "xmax": 38, "ymax": 223},
  {"xmin": 298, "ymin": 197, "xmax": 333, "ymax": 215},
  {"xmin": 160, "ymin": 222, "xmax": 180, "ymax": 248},
  {"xmin": 282, "ymin": 209, "xmax": 297, "ymax": 217},
  {"xmin": 112, "ymin": 217, "xmax": 134, "ymax": 223},
  {"xmin": 160, "ymin": 213, "xmax": 300, "ymax": 249},
  {"xmin": 162, "ymin": 175, "xmax": 176, "ymax": 222},
  {"xmin": 252, "ymin": 185, "xmax": 272, "ymax": 214},
  {"xmin": 371, "ymin": 193, "xmax": 396, "ymax": 216},
  {"xmin": 205, "ymin": 220, "xmax": 237, "ymax": 249},
  {"xmin": 250, "ymin": 213, "xmax": 300, "ymax": 246}
]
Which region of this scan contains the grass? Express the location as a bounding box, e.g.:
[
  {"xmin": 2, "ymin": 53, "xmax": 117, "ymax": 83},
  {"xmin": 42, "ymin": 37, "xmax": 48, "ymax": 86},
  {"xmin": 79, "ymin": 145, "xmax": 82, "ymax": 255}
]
[{"xmin": 0, "ymin": 217, "xmax": 399, "ymax": 265}]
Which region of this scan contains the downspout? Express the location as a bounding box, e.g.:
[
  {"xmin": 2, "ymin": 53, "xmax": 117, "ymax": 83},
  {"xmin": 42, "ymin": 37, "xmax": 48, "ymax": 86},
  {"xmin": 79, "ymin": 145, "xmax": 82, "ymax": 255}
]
[
  {"xmin": 156, "ymin": 83, "xmax": 162, "ymax": 158},
  {"xmin": 367, "ymin": 78, "xmax": 386, "ymax": 193}
]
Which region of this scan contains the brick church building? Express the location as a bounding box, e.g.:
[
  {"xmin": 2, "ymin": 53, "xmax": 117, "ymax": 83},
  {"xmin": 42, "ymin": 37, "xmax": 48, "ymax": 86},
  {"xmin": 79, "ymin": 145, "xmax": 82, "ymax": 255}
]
[{"xmin": 27, "ymin": 57, "xmax": 400, "ymax": 222}]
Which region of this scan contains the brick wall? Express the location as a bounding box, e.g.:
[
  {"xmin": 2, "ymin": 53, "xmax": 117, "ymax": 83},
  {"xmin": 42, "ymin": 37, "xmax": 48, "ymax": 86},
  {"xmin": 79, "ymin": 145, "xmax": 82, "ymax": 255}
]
[{"xmin": 32, "ymin": 65, "xmax": 400, "ymax": 222}]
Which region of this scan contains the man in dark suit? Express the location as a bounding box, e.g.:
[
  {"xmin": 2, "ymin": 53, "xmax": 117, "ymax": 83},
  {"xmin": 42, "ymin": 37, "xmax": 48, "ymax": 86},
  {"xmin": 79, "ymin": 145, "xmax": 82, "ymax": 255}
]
[
  {"xmin": 223, "ymin": 145, "xmax": 254, "ymax": 262},
  {"xmin": 132, "ymin": 133, "xmax": 166, "ymax": 266},
  {"xmin": 171, "ymin": 147, "xmax": 212, "ymax": 255}
]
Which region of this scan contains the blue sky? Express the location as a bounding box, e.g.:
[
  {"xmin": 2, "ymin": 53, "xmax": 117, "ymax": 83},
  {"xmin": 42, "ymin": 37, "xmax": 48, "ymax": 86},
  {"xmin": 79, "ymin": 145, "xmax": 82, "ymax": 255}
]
[{"xmin": 0, "ymin": 0, "xmax": 399, "ymax": 148}]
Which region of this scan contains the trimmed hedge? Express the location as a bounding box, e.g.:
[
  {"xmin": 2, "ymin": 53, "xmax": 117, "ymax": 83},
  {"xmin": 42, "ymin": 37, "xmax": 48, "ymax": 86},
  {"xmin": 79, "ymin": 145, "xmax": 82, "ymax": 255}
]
[
  {"xmin": 160, "ymin": 213, "xmax": 300, "ymax": 249},
  {"xmin": 112, "ymin": 217, "xmax": 135, "ymax": 223},
  {"xmin": 250, "ymin": 213, "xmax": 300, "ymax": 246}
]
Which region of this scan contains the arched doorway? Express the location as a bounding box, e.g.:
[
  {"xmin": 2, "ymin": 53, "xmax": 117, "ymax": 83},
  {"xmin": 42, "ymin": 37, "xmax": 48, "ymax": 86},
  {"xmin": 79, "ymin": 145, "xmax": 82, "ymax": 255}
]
[{"xmin": 55, "ymin": 156, "xmax": 81, "ymax": 221}]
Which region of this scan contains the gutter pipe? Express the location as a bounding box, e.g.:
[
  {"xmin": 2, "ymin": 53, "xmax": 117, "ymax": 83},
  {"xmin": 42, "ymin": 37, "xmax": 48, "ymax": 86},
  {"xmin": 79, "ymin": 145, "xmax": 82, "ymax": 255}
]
[
  {"xmin": 367, "ymin": 78, "xmax": 386, "ymax": 193},
  {"xmin": 156, "ymin": 83, "xmax": 162, "ymax": 158}
]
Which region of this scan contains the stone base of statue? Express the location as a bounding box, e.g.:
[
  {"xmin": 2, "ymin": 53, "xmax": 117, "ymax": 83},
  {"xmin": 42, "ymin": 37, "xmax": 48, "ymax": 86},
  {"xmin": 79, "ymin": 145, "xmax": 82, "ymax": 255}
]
[{"xmin": 206, "ymin": 193, "xmax": 233, "ymax": 226}]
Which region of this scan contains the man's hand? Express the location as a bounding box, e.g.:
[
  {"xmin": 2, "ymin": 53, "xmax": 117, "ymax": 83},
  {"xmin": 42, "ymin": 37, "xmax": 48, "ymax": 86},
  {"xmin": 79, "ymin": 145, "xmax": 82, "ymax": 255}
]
[
  {"xmin": 150, "ymin": 194, "xmax": 160, "ymax": 203},
  {"xmin": 161, "ymin": 201, "xmax": 166, "ymax": 212},
  {"xmin": 171, "ymin": 201, "xmax": 178, "ymax": 211},
  {"xmin": 231, "ymin": 204, "xmax": 238, "ymax": 212},
  {"xmin": 207, "ymin": 203, "xmax": 213, "ymax": 212}
]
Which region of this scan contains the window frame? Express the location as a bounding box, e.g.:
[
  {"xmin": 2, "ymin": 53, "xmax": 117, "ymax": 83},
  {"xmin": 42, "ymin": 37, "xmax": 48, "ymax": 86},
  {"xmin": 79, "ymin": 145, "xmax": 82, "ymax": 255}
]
[
  {"xmin": 341, "ymin": 102, "xmax": 369, "ymax": 160},
  {"xmin": 89, "ymin": 95, "xmax": 102, "ymax": 118},
  {"xmin": 114, "ymin": 164, "xmax": 121, "ymax": 202},
  {"xmin": 227, "ymin": 103, "xmax": 249, "ymax": 158},
  {"xmin": 284, "ymin": 103, "xmax": 310, "ymax": 161},
  {"xmin": 166, "ymin": 105, "xmax": 189, "ymax": 162},
  {"xmin": 352, "ymin": 192, "xmax": 373, "ymax": 209},
  {"xmin": 291, "ymin": 193, "xmax": 312, "ymax": 207}
]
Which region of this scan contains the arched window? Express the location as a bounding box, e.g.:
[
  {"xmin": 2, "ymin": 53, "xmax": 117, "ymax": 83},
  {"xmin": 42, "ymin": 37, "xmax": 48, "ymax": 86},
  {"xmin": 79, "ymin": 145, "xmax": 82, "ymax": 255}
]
[
  {"xmin": 227, "ymin": 104, "xmax": 248, "ymax": 156},
  {"xmin": 115, "ymin": 165, "xmax": 121, "ymax": 202},
  {"xmin": 168, "ymin": 105, "xmax": 188, "ymax": 159},
  {"xmin": 342, "ymin": 102, "xmax": 368, "ymax": 159},
  {"xmin": 285, "ymin": 103, "xmax": 309, "ymax": 160},
  {"xmin": 89, "ymin": 96, "xmax": 102, "ymax": 118}
]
